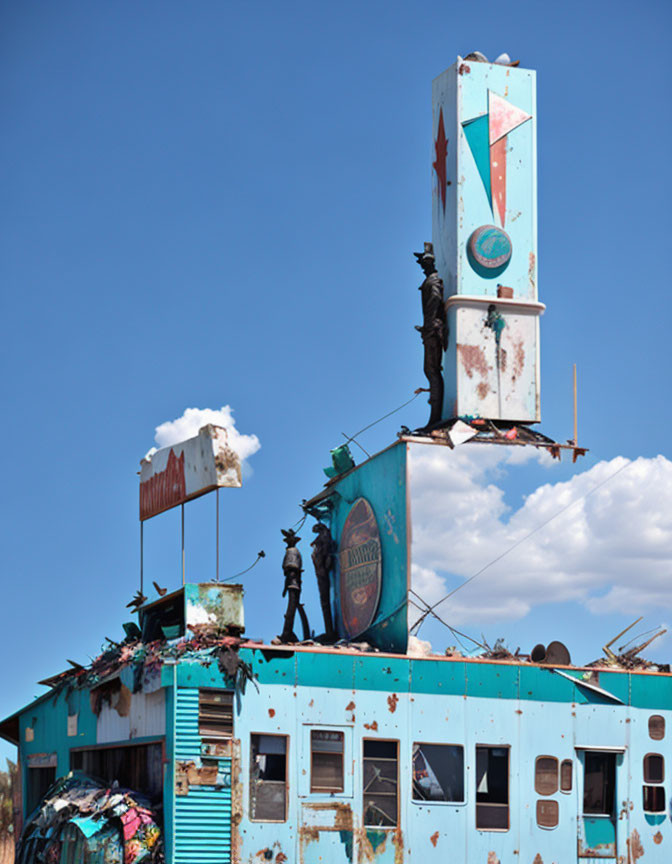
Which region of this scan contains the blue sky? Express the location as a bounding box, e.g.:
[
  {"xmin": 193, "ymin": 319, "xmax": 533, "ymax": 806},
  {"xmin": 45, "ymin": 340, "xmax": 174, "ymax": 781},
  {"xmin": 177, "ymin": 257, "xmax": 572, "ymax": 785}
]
[{"xmin": 2, "ymin": 0, "xmax": 671, "ymax": 765}]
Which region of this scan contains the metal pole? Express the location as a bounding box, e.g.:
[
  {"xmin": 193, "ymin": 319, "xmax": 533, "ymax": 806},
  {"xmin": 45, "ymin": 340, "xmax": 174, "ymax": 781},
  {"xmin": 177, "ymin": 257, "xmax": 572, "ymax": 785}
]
[
  {"xmin": 573, "ymin": 364, "xmax": 578, "ymax": 445},
  {"xmin": 181, "ymin": 504, "xmax": 185, "ymax": 586},
  {"xmin": 140, "ymin": 521, "xmax": 144, "ymax": 595},
  {"xmin": 216, "ymin": 488, "xmax": 220, "ymax": 582}
]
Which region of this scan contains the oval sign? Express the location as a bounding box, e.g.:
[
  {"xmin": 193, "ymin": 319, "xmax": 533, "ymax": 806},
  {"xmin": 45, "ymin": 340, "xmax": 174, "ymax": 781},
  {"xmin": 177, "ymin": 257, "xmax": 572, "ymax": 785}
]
[
  {"xmin": 467, "ymin": 224, "xmax": 512, "ymax": 278},
  {"xmin": 339, "ymin": 498, "xmax": 382, "ymax": 638}
]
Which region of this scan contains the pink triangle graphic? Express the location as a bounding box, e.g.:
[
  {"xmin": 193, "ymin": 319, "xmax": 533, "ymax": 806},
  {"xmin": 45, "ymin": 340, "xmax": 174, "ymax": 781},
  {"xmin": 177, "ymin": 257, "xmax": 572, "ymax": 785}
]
[{"xmin": 488, "ymin": 91, "xmax": 531, "ymax": 145}]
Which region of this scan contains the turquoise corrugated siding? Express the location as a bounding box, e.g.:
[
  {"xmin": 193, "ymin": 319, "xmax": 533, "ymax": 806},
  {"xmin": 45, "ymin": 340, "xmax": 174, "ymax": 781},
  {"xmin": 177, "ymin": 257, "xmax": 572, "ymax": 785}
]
[{"xmin": 174, "ymin": 688, "xmax": 231, "ymax": 864}]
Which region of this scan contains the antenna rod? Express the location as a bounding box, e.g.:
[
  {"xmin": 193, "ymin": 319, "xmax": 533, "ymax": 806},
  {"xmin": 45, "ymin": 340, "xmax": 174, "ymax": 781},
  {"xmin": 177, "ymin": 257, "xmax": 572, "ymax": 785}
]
[
  {"xmin": 181, "ymin": 504, "xmax": 185, "ymax": 586},
  {"xmin": 140, "ymin": 521, "xmax": 144, "ymax": 595},
  {"xmin": 216, "ymin": 488, "xmax": 220, "ymax": 582},
  {"xmin": 573, "ymin": 364, "xmax": 578, "ymax": 445}
]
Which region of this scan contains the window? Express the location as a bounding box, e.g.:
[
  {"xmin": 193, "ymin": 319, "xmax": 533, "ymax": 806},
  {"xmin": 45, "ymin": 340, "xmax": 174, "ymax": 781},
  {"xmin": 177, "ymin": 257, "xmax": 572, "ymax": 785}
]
[
  {"xmin": 26, "ymin": 767, "xmax": 56, "ymax": 815},
  {"xmin": 536, "ymin": 799, "xmax": 559, "ymax": 828},
  {"xmin": 250, "ymin": 734, "xmax": 287, "ymax": 822},
  {"xmin": 643, "ymin": 754, "xmax": 664, "ymax": 784},
  {"xmin": 560, "ymin": 759, "xmax": 573, "ymax": 792},
  {"xmin": 199, "ymin": 689, "xmax": 233, "ymax": 740},
  {"xmin": 643, "ymin": 753, "xmax": 665, "ymax": 813},
  {"xmin": 583, "ymin": 752, "xmax": 615, "ymax": 816},
  {"xmin": 412, "ymin": 743, "xmax": 464, "ymax": 802},
  {"xmin": 648, "ymin": 715, "xmax": 665, "ymax": 741},
  {"xmin": 363, "ymin": 739, "xmax": 398, "ymax": 827},
  {"xmin": 311, "ymin": 730, "xmax": 344, "ymax": 793},
  {"xmin": 70, "ymin": 743, "xmax": 164, "ymax": 803},
  {"xmin": 476, "ymin": 746, "xmax": 509, "ymax": 830},
  {"xmin": 535, "ymin": 756, "xmax": 558, "ymax": 796}
]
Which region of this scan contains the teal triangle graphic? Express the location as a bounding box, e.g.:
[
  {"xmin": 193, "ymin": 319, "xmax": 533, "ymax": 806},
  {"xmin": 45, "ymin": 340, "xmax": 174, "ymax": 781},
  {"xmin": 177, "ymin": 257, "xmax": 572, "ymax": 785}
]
[{"xmin": 462, "ymin": 115, "xmax": 491, "ymax": 208}]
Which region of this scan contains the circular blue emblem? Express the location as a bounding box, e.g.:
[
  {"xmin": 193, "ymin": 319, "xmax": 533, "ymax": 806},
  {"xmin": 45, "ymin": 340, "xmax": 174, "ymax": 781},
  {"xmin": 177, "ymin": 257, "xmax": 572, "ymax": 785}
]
[{"xmin": 467, "ymin": 225, "xmax": 512, "ymax": 279}]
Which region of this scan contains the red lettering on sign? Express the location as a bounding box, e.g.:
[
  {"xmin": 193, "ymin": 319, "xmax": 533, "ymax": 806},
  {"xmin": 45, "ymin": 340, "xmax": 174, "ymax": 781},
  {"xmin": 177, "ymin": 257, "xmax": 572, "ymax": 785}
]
[{"xmin": 140, "ymin": 449, "xmax": 186, "ymax": 520}]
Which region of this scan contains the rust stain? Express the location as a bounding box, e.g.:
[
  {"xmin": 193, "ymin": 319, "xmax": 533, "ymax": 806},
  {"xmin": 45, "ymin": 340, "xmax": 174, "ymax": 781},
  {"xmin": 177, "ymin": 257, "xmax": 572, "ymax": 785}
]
[
  {"xmin": 230, "ymin": 739, "xmax": 243, "ymax": 864},
  {"xmin": 457, "ymin": 343, "xmax": 488, "ymax": 379},
  {"xmin": 477, "ymin": 380, "xmax": 489, "ymax": 400},
  {"xmin": 309, "ymin": 698, "xmax": 314, "ymax": 707},
  {"xmin": 393, "ymin": 826, "xmax": 404, "ymax": 863},
  {"xmin": 387, "ymin": 693, "xmax": 399, "ymax": 713},
  {"xmin": 430, "ymin": 830, "xmax": 439, "ymax": 847},
  {"xmin": 499, "ymin": 348, "xmax": 507, "ymax": 372},
  {"xmin": 653, "ymin": 831, "xmax": 662, "ymax": 845},
  {"xmin": 364, "ymin": 720, "xmax": 378, "ymax": 731},
  {"xmin": 515, "ymin": 709, "xmax": 523, "ymax": 715},
  {"xmin": 275, "ymin": 855, "xmax": 287, "ymax": 863},
  {"xmin": 627, "ymin": 828, "xmax": 645, "ymax": 861},
  {"xmin": 533, "ymin": 856, "xmax": 543, "ymax": 864},
  {"xmin": 356, "ymin": 827, "xmax": 388, "ymax": 862},
  {"xmin": 513, "ymin": 339, "xmax": 525, "ymax": 380},
  {"xmin": 458, "ymin": 63, "xmax": 471, "ymax": 75},
  {"xmin": 487, "ymin": 853, "xmax": 500, "ymax": 864},
  {"xmin": 300, "ymin": 826, "xmax": 320, "ymax": 846},
  {"xmin": 302, "ymin": 801, "xmax": 353, "ymax": 831},
  {"xmin": 346, "ymin": 700, "xmax": 356, "ymax": 711},
  {"xmin": 268, "ymin": 708, "xmax": 275, "ymax": 717},
  {"xmin": 528, "ymin": 251, "xmax": 536, "ymax": 294}
]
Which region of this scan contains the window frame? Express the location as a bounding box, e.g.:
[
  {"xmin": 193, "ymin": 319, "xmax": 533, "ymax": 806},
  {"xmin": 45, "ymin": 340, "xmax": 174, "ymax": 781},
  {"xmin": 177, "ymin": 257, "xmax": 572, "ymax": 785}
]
[
  {"xmin": 536, "ymin": 798, "xmax": 559, "ymax": 829},
  {"xmin": 643, "ymin": 752, "xmax": 665, "ymax": 814},
  {"xmin": 475, "ymin": 744, "xmax": 510, "ymax": 833},
  {"xmin": 198, "ymin": 688, "xmax": 234, "ymax": 741},
  {"xmin": 249, "ymin": 732, "xmax": 289, "ymax": 824},
  {"xmin": 362, "ymin": 737, "xmax": 399, "ymax": 829},
  {"xmin": 560, "ymin": 759, "xmax": 573, "ymax": 793},
  {"xmin": 648, "ymin": 715, "xmax": 665, "ymax": 741},
  {"xmin": 411, "ymin": 741, "xmax": 465, "ymax": 806},
  {"xmin": 310, "ymin": 729, "xmax": 345, "ymax": 794}
]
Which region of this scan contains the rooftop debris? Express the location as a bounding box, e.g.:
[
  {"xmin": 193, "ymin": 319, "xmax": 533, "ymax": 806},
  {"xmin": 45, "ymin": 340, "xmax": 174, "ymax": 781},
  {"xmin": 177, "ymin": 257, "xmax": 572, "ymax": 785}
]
[
  {"xmin": 38, "ymin": 628, "xmax": 256, "ymax": 701},
  {"xmin": 400, "ymin": 417, "xmax": 588, "ymax": 462},
  {"xmin": 18, "ymin": 772, "xmax": 163, "ymax": 864}
]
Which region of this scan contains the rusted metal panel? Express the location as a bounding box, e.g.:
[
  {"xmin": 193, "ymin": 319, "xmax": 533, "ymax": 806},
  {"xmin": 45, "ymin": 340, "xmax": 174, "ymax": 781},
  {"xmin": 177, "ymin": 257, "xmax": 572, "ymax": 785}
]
[{"xmin": 139, "ymin": 423, "xmax": 241, "ymax": 520}]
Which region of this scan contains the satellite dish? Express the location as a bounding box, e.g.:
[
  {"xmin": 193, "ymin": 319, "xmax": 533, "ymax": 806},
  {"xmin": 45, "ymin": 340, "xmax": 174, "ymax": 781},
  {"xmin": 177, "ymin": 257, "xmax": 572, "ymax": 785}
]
[
  {"xmin": 545, "ymin": 641, "xmax": 571, "ymax": 666},
  {"xmin": 531, "ymin": 643, "xmax": 546, "ymax": 663}
]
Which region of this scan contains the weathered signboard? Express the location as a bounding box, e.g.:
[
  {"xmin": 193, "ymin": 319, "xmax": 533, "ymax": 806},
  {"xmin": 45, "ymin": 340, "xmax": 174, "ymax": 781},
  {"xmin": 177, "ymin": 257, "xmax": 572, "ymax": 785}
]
[
  {"xmin": 139, "ymin": 424, "xmax": 241, "ymax": 521},
  {"xmin": 339, "ymin": 498, "xmax": 382, "ymax": 638},
  {"xmin": 432, "ymin": 57, "xmax": 544, "ymax": 422}
]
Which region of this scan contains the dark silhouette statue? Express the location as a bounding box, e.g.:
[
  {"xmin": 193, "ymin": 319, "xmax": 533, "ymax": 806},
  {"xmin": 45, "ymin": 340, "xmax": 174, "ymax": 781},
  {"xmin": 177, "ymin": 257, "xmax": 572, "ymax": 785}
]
[
  {"xmin": 311, "ymin": 522, "xmax": 337, "ymax": 642},
  {"xmin": 278, "ymin": 528, "xmax": 310, "ymax": 643},
  {"xmin": 414, "ymin": 242, "xmax": 448, "ymax": 428}
]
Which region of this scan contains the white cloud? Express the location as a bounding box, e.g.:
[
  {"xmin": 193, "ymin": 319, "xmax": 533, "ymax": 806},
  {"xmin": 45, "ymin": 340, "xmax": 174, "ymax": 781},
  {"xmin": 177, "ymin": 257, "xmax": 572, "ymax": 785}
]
[
  {"xmin": 409, "ymin": 444, "xmax": 672, "ymax": 627},
  {"xmin": 147, "ymin": 406, "xmax": 261, "ymax": 471}
]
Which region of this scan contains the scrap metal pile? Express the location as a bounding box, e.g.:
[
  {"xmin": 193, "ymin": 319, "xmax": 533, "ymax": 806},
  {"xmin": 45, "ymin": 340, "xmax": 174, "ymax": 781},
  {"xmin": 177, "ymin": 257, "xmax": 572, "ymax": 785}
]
[
  {"xmin": 17, "ymin": 773, "xmax": 162, "ymax": 864},
  {"xmin": 39, "ymin": 628, "xmax": 255, "ymax": 700}
]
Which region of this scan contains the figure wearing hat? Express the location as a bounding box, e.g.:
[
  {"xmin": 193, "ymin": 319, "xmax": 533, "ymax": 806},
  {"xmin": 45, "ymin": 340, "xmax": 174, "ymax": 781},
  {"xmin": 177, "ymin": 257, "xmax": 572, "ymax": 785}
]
[
  {"xmin": 279, "ymin": 528, "xmax": 303, "ymax": 643},
  {"xmin": 415, "ymin": 242, "xmax": 449, "ymax": 428}
]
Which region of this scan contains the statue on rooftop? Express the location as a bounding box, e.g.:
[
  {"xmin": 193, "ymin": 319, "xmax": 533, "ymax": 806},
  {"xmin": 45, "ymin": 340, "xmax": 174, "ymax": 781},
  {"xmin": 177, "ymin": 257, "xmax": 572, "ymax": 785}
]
[
  {"xmin": 415, "ymin": 242, "xmax": 449, "ymax": 428},
  {"xmin": 278, "ymin": 528, "xmax": 304, "ymax": 643},
  {"xmin": 311, "ymin": 522, "xmax": 337, "ymax": 642}
]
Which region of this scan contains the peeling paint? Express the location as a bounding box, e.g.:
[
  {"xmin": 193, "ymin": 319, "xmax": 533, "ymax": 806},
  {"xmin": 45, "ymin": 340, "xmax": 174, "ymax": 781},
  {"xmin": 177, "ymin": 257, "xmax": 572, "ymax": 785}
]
[
  {"xmin": 627, "ymin": 828, "xmax": 645, "ymax": 861},
  {"xmin": 487, "ymin": 852, "xmax": 500, "ymax": 864},
  {"xmin": 387, "ymin": 693, "xmax": 399, "ymax": 713},
  {"xmin": 346, "ymin": 701, "xmax": 356, "ymax": 711},
  {"xmin": 363, "ymin": 720, "xmax": 378, "ymax": 731},
  {"xmin": 653, "ymin": 831, "xmax": 662, "ymax": 844},
  {"xmin": 533, "ymin": 855, "xmax": 543, "ymax": 864}
]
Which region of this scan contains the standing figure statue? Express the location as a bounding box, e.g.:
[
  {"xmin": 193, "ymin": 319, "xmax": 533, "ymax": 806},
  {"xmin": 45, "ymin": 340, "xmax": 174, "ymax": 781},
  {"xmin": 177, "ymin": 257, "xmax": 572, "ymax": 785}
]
[
  {"xmin": 414, "ymin": 242, "xmax": 448, "ymax": 428},
  {"xmin": 278, "ymin": 528, "xmax": 309, "ymax": 643},
  {"xmin": 311, "ymin": 522, "xmax": 337, "ymax": 642}
]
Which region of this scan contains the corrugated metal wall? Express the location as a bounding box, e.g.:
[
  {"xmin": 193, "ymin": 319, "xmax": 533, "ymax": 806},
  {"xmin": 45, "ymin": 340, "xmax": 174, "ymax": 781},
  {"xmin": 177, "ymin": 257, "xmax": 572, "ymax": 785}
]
[{"xmin": 174, "ymin": 688, "xmax": 231, "ymax": 864}]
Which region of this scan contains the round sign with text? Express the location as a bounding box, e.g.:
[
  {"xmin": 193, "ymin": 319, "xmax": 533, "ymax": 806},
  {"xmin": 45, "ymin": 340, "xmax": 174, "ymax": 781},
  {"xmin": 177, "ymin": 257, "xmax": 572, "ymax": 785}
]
[{"xmin": 339, "ymin": 498, "xmax": 382, "ymax": 638}]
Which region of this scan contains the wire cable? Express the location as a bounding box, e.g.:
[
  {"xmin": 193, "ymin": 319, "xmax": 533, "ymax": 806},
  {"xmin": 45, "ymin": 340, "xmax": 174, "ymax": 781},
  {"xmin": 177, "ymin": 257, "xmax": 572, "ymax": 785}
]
[
  {"xmin": 342, "ymin": 390, "xmax": 423, "ymax": 448},
  {"xmin": 223, "ymin": 551, "xmax": 265, "ymax": 582}
]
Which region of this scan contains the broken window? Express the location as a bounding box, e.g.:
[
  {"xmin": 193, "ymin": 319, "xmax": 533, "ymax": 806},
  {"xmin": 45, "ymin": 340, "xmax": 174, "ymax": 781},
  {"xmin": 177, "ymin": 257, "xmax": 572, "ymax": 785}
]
[
  {"xmin": 412, "ymin": 743, "xmax": 464, "ymax": 802},
  {"xmin": 643, "ymin": 753, "xmax": 665, "ymax": 813},
  {"xmin": 70, "ymin": 743, "xmax": 163, "ymax": 803},
  {"xmin": 560, "ymin": 759, "xmax": 573, "ymax": 792},
  {"xmin": 536, "ymin": 799, "xmax": 559, "ymax": 828},
  {"xmin": 250, "ymin": 734, "xmax": 287, "ymax": 822},
  {"xmin": 199, "ymin": 689, "xmax": 233, "ymax": 740},
  {"xmin": 310, "ymin": 730, "xmax": 344, "ymax": 793},
  {"xmin": 534, "ymin": 756, "xmax": 558, "ymax": 796},
  {"xmin": 643, "ymin": 754, "xmax": 664, "ymax": 784},
  {"xmin": 648, "ymin": 715, "xmax": 665, "ymax": 741},
  {"xmin": 363, "ymin": 739, "xmax": 398, "ymax": 827},
  {"xmin": 475, "ymin": 746, "xmax": 509, "ymax": 830},
  {"xmin": 582, "ymin": 752, "xmax": 615, "ymax": 816}
]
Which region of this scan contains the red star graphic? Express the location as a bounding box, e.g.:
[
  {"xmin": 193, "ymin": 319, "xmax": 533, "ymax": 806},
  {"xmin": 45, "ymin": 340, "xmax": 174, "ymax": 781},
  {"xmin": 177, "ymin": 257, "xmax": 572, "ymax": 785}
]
[{"xmin": 433, "ymin": 107, "xmax": 448, "ymax": 211}]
